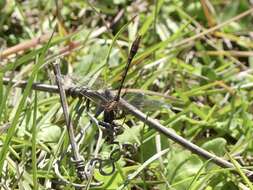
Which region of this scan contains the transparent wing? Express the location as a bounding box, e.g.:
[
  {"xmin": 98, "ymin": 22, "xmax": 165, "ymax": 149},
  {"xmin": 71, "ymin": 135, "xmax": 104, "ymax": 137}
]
[
  {"xmin": 122, "ymin": 92, "xmax": 172, "ymax": 112},
  {"xmin": 63, "ymin": 75, "xmax": 174, "ymax": 112},
  {"xmin": 63, "ymin": 74, "xmax": 108, "ymax": 90}
]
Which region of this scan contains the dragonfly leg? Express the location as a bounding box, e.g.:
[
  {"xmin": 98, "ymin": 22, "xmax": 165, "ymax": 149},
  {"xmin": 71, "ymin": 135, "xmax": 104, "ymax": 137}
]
[{"xmin": 114, "ymin": 110, "xmax": 125, "ymax": 120}]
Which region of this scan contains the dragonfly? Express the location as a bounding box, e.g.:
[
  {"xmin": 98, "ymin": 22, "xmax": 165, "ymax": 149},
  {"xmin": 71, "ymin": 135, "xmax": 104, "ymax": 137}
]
[
  {"xmin": 63, "ymin": 35, "xmax": 142, "ymax": 141},
  {"xmin": 103, "ymin": 36, "xmax": 141, "ymax": 118},
  {"xmin": 94, "ymin": 35, "xmax": 142, "ymax": 141},
  {"xmin": 64, "ymin": 36, "xmax": 178, "ymax": 117},
  {"xmin": 52, "ymin": 39, "xmax": 143, "ymax": 182},
  {"xmin": 63, "ymin": 35, "xmax": 179, "ymax": 139}
]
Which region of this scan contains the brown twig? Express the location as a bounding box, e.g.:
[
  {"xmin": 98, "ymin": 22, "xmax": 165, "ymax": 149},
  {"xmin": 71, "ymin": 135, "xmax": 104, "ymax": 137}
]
[
  {"xmin": 52, "ymin": 61, "xmax": 86, "ymax": 181},
  {"xmin": 0, "ymin": 33, "xmax": 52, "ymax": 59}
]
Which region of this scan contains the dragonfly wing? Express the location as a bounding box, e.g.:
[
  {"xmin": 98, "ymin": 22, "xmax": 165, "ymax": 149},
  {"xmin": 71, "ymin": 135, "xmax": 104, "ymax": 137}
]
[
  {"xmin": 63, "ymin": 74, "xmax": 107, "ymax": 90},
  {"xmin": 122, "ymin": 93, "xmax": 171, "ymax": 112}
]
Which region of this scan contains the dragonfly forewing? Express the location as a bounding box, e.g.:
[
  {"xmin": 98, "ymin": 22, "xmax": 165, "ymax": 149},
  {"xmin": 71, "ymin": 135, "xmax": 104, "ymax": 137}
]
[
  {"xmin": 63, "ymin": 74, "xmax": 172, "ymax": 112},
  {"xmin": 122, "ymin": 92, "xmax": 171, "ymax": 112},
  {"xmin": 63, "ymin": 74, "xmax": 109, "ymax": 91}
]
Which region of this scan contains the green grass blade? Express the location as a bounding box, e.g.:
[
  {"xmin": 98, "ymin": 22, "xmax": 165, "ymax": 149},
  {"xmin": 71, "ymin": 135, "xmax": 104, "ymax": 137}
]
[
  {"xmin": 227, "ymin": 153, "xmax": 253, "ymax": 190},
  {"xmin": 0, "ymin": 31, "xmax": 54, "ymax": 176},
  {"xmin": 32, "ymin": 87, "xmax": 38, "ymax": 190}
]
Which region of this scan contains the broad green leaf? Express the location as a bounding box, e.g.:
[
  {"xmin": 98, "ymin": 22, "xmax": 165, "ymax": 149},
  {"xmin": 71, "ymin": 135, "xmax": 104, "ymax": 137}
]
[{"xmin": 202, "ymin": 138, "xmax": 227, "ymax": 157}]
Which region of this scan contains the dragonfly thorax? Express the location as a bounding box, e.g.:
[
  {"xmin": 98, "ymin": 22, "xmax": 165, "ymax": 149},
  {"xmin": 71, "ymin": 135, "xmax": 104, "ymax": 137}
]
[{"xmin": 104, "ymin": 100, "xmax": 119, "ymax": 112}]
